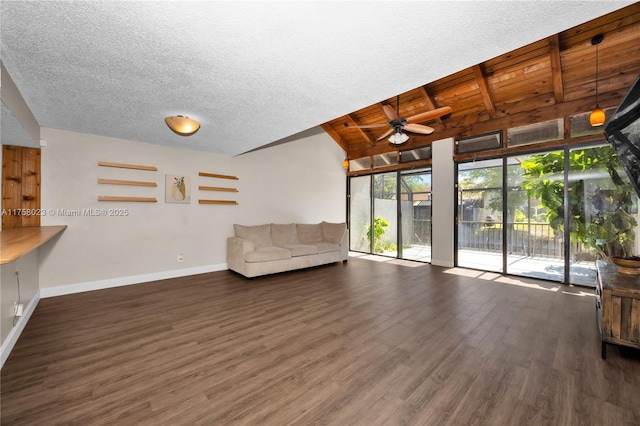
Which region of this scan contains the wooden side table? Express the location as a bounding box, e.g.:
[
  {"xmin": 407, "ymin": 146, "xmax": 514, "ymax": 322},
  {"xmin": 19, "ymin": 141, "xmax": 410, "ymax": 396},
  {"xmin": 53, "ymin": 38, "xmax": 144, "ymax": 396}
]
[{"xmin": 595, "ymin": 260, "xmax": 640, "ymax": 359}]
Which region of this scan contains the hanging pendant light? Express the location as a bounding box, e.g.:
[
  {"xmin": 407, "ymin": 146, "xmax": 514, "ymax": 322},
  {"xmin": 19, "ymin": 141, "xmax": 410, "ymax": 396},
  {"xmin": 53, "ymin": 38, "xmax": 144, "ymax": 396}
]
[
  {"xmin": 343, "ymin": 158, "xmax": 349, "ymax": 170},
  {"xmin": 165, "ymin": 115, "xmax": 200, "ymax": 136},
  {"xmin": 590, "ymin": 34, "xmax": 605, "ymax": 127}
]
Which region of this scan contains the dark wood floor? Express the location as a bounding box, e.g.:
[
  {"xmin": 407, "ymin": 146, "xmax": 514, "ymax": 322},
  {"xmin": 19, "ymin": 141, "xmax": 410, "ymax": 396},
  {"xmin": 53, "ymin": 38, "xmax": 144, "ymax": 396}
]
[{"xmin": 2, "ymin": 256, "xmax": 640, "ymax": 425}]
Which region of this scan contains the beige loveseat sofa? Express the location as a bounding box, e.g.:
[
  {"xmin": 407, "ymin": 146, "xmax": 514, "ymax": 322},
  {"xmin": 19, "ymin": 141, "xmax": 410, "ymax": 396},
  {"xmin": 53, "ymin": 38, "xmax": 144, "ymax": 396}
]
[{"xmin": 227, "ymin": 222, "xmax": 348, "ymax": 278}]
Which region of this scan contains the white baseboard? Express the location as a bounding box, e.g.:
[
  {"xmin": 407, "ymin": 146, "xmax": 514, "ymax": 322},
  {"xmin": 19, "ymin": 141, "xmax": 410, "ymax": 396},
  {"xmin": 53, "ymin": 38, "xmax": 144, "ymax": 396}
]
[
  {"xmin": 40, "ymin": 263, "xmax": 228, "ymax": 298},
  {"xmin": 1, "ymin": 290, "xmax": 40, "ymax": 369}
]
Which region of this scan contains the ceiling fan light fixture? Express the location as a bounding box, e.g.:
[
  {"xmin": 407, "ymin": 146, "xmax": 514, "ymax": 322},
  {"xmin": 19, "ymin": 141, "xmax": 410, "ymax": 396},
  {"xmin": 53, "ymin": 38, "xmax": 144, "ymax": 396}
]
[
  {"xmin": 165, "ymin": 115, "xmax": 200, "ymax": 136},
  {"xmin": 389, "ymin": 131, "xmax": 409, "ymax": 145}
]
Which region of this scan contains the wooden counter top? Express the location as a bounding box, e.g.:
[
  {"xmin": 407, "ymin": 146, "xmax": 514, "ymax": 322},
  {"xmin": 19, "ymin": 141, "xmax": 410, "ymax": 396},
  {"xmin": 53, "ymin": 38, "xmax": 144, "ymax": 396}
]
[{"xmin": 0, "ymin": 225, "xmax": 67, "ymax": 265}]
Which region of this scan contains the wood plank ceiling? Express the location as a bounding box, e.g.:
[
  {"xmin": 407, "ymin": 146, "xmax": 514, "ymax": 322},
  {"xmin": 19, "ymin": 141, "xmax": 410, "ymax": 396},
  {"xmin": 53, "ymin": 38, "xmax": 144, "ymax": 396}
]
[{"xmin": 321, "ymin": 3, "xmax": 640, "ymax": 168}]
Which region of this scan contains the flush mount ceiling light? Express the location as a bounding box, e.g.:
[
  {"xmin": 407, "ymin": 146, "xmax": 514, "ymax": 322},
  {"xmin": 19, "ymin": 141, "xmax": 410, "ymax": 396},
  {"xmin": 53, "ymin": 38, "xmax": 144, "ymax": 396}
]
[
  {"xmin": 590, "ymin": 34, "xmax": 606, "ymax": 127},
  {"xmin": 165, "ymin": 115, "xmax": 200, "ymax": 136}
]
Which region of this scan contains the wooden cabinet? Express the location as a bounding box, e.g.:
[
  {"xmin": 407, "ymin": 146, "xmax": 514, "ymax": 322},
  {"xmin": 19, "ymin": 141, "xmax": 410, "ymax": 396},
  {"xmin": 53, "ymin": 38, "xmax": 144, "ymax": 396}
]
[
  {"xmin": 2, "ymin": 145, "xmax": 41, "ymax": 229},
  {"xmin": 596, "ymin": 260, "xmax": 640, "ymax": 359}
]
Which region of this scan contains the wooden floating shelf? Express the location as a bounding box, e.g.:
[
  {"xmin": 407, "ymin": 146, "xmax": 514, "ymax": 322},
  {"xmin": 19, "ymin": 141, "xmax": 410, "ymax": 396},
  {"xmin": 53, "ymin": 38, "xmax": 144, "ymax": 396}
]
[
  {"xmin": 198, "ymin": 185, "xmax": 238, "ymax": 192},
  {"xmin": 98, "ymin": 196, "xmax": 157, "ymax": 202},
  {"xmin": 199, "ymin": 199, "xmax": 238, "ymax": 205},
  {"xmin": 199, "ymin": 172, "xmax": 238, "ymax": 180},
  {"xmin": 98, "ymin": 178, "xmax": 157, "ymax": 187},
  {"xmin": 98, "ymin": 161, "xmax": 158, "ymax": 171}
]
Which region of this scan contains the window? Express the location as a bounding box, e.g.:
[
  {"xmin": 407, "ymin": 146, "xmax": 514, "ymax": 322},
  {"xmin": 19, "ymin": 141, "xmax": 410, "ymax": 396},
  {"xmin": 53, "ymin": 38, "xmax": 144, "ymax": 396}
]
[
  {"xmin": 399, "ymin": 146, "xmax": 431, "ymax": 163},
  {"xmin": 456, "ymin": 131, "xmax": 502, "ymax": 154},
  {"xmin": 349, "ymin": 157, "xmax": 371, "ymax": 171},
  {"xmin": 507, "ymin": 119, "xmax": 563, "ymax": 147},
  {"xmin": 569, "ymin": 108, "xmax": 616, "ymax": 138},
  {"xmin": 373, "ymin": 152, "xmax": 398, "ymax": 168}
]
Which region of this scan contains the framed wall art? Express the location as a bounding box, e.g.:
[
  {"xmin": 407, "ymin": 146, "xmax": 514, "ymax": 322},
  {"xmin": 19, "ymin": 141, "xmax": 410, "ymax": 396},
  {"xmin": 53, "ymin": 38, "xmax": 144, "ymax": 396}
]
[{"xmin": 165, "ymin": 175, "xmax": 191, "ymax": 204}]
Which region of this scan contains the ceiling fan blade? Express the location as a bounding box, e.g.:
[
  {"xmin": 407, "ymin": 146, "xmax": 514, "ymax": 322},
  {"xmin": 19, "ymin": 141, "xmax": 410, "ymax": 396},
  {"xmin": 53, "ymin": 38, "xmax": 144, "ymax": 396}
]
[
  {"xmin": 382, "ymin": 104, "xmax": 400, "ymax": 122},
  {"xmin": 404, "ymin": 123, "xmax": 435, "ymax": 135},
  {"xmin": 376, "ymin": 127, "xmax": 395, "ymax": 141},
  {"xmin": 406, "ymin": 106, "xmax": 453, "ymax": 124}
]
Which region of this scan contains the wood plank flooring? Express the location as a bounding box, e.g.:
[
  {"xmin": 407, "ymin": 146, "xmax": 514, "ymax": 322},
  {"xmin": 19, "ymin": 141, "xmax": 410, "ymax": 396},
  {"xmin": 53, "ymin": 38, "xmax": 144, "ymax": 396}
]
[{"xmin": 2, "ymin": 256, "xmax": 640, "ymax": 425}]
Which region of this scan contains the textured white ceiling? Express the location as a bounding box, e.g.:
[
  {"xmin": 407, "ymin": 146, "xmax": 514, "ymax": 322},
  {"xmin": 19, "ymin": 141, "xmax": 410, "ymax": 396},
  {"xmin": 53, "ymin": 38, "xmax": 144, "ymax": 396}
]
[{"xmin": 0, "ymin": 1, "xmax": 633, "ymax": 156}]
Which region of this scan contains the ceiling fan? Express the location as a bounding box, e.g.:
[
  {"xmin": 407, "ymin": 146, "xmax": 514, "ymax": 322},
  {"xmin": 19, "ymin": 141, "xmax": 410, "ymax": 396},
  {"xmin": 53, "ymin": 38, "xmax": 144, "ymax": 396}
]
[{"xmin": 346, "ymin": 95, "xmax": 452, "ymax": 145}]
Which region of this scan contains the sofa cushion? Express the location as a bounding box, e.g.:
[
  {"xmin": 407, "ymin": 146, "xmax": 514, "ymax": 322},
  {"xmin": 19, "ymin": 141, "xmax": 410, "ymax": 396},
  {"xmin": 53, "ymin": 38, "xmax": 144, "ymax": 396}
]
[
  {"xmin": 297, "ymin": 223, "xmax": 323, "ymax": 243},
  {"xmin": 271, "ymin": 223, "xmax": 298, "ymax": 246},
  {"xmin": 245, "ymin": 246, "xmax": 291, "ymax": 263},
  {"xmin": 278, "ymin": 244, "xmax": 318, "ymax": 257},
  {"xmin": 322, "ymin": 221, "xmax": 347, "ymax": 244},
  {"xmin": 234, "ymin": 224, "xmax": 273, "ymax": 248},
  {"xmin": 311, "ymin": 242, "xmax": 341, "ymax": 254}
]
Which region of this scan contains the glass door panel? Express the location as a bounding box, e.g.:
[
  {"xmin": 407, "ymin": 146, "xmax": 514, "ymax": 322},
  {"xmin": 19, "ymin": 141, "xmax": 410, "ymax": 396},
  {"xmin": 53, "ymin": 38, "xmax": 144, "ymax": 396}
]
[
  {"xmin": 457, "ymin": 159, "xmax": 504, "ymax": 272},
  {"xmin": 568, "ymin": 145, "xmax": 639, "ymax": 287},
  {"xmin": 400, "ymin": 169, "xmax": 431, "ymax": 262},
  {"xmin": 506, "ymin": 152, "xmax": 565, "ymax": 282},
  {"xmin": 372, "ymin": 173, "xmax": 398, "ymax": 256},
  {"xmin": 454, "ymin": 144, "xmax": 640, "ymax": 286},
  {"xmin": 349, "ymin": 175, "xmax": 371, "ymax": 252}
]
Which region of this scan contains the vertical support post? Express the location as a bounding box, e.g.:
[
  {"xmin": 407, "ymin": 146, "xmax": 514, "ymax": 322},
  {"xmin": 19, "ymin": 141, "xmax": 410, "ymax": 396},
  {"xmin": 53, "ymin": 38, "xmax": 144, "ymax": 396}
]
[{"xmin": 564, "ymin": 147, "xmax": 571, "ymax": 285}]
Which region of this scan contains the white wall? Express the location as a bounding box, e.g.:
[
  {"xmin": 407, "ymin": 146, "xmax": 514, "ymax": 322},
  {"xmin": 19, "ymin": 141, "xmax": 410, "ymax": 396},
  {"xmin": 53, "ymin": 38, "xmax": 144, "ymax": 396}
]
[
  {"xmin": 431, "ymin": 138, "xmax": 455, "ymax": 267},
  {"xmin": 39, "ymin": 128, "xmax": 346, "ymax": 294},
  {"xmin": 0, "ymin": 65, "xmax": 45, "ymax": 366},
  {"xmin": 1, "ymin": 251, "xmax": 40, "ymax": 366}
]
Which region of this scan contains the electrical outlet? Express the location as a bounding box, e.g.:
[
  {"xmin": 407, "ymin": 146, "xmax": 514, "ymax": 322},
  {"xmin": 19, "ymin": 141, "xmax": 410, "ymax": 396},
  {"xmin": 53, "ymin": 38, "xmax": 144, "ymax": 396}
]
[{"xmin": 178, "ymin": 254, "xmax": 184, "ymax": 263}]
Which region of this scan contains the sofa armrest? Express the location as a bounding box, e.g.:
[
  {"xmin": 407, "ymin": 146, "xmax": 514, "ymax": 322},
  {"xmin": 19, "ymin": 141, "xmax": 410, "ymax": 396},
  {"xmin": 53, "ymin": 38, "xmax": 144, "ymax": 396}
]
[
  {"xmin": 339, "ymin": 228, "xmax": 349, "ymax": 260},
  {"xmin": 227, "ymin": 237, "xmax": 255, "ymax": 271}
]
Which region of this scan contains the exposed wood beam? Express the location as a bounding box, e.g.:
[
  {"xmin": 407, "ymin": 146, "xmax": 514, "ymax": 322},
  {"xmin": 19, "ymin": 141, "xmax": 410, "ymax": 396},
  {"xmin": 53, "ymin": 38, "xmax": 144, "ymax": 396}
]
[
  {"xmin": 417, "ymin": 86, "xmax": 445, "ymax": 129},
  {"xmin": 347, "ymin": 158, "xmax": 433, "ymax": 177},
  {"xmin": 320, "ymin": 124, "xmax": 348, "ymax": 152},
  {"xmin": 346, "ymin": 114, "xmax": 376, "ymax": 146},
  {"xmin": 548, "ymin": 34, "xmax": 565, "ymax": 103},
  {"xmin": 472, "ymin": 64, "xmax": 496, "ymax": 119},
  {"xmin": 563, "ymin": 116, "xmax": 571, "ymax": 139}
]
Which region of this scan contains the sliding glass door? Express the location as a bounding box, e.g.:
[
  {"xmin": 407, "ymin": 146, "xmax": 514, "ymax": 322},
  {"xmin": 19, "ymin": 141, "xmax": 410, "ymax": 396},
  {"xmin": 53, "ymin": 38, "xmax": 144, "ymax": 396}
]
[
  {"xmin": 567, "ymin": 144, "xmax": 639, "ymax": 286},
  {"xmin": 373, "ymin": 173, "xmax": 398, "ymax": 257},
  {"xmin": 348, "ymin": 168, "xmax": 432, "ymax": 262},
  {"xmin": 506, "ymin": 152, "xmax": 565, "ymax": 282},
  {"xmin": 455, "ymin": 143, "xmax": 639, "ymax": 287},
  {"xmin": 457, "ymin": 159, "xmax": 504, "ymax": 272},
  {"xmin": 400, "ymin": 170, "xmax": 432, "ymax": 262},
  {"xmin": 349, "ymin": 176, "xmax": 371, "ymax": 252}
]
